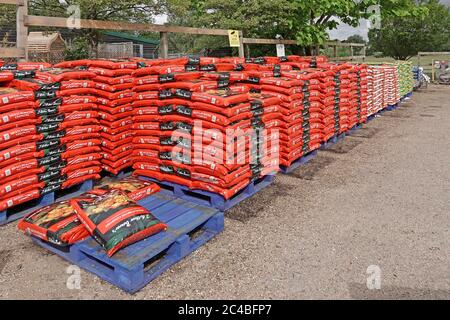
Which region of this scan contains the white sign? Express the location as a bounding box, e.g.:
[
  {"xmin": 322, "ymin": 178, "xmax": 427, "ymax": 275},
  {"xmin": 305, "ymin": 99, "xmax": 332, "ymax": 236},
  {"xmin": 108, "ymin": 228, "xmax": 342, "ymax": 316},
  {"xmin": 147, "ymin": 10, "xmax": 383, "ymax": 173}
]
[{"xmin": 276, "ymin": 44, "xmax": 285, "ymax": 57}]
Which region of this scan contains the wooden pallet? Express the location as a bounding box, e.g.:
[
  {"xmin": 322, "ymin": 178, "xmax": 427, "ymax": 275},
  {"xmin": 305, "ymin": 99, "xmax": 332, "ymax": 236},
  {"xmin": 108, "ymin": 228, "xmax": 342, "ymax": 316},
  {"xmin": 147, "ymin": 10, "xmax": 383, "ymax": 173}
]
[{"xmin": 31, "ymin": 191, "xmax": 223, "ymax": 293}]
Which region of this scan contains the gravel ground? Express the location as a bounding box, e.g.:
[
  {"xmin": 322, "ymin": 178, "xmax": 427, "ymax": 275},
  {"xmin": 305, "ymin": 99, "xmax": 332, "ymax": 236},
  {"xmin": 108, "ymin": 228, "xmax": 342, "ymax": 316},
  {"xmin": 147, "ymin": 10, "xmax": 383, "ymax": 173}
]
[{"xmin": 0, "ymin": 85, "xmax": 449, "ymax": 300}]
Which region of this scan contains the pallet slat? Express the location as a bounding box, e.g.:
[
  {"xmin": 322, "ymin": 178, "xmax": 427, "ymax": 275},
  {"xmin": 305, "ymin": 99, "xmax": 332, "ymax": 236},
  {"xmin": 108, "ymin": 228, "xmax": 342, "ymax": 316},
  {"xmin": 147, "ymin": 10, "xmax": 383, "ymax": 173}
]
[
  {"xmin": 140, "ymin": 175, "xmax": 275, "ymax": 211},
  {"xmin": 280, "ymin": 150, "xmax": 318, "ymax": 174}
]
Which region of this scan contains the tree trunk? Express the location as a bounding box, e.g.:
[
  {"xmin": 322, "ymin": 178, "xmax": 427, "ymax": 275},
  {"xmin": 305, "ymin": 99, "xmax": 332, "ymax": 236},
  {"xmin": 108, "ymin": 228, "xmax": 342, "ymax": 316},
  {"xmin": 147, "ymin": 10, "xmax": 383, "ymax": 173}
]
[{"xmin": 304, "ymin": 46, "xmax": 312, "ymax": 56}]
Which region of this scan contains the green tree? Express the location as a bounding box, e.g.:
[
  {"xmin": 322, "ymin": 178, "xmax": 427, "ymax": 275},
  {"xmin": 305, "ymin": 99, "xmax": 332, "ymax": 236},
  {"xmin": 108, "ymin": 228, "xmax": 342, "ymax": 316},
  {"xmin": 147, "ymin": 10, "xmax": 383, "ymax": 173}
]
[
  {"xmin": 166, "ymin": 0, "xmax": 427, "ymax": 55},
  {"xmin": 369, "ymin": 0, "xmax": 450, "ymax": 60},
  {"xmin": 289, "ymin": 0, "xmax": 426, "ymax": 50},
  {"xmin": 345, "ymin": 34, "xmax": 366, "ymax": 44},
  {"xmin": 165, "ymin": 0, "xmax": 299, "ymax": 56}
]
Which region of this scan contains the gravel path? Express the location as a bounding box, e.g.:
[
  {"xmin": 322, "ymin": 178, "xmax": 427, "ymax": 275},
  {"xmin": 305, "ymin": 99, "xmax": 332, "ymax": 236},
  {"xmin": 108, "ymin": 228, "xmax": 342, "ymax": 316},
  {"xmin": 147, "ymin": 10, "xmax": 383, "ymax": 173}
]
[{"xmin": 1, "ymin": 85, "xmax": 449, "ymax": 300}]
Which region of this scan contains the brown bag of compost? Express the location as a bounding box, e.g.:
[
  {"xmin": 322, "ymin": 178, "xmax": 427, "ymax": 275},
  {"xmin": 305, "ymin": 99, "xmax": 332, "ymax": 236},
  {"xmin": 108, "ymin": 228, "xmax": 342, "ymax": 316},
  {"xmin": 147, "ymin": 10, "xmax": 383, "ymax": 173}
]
[
  {"xmin": 95, "ymin": 176, "xmax": 160, "ymax": 201},
  {"xmin": 70, "ymin": 189, "xmax": 167, "ymax": 256},
  {"xmin": 17, "ymin": 195, "xmax": 96, "ymax": 246}
]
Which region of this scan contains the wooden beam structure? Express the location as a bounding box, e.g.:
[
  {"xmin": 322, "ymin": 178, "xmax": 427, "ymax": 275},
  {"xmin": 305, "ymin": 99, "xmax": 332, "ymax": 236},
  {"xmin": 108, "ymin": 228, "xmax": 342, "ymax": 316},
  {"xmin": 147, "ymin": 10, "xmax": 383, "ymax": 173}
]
[
  {"xmin": 418, "ymin": 51, "xmax": 450, "ymax": 56},
  {"xmin": 1, "ymin": 7, "xmax": 368, "ymax": 61},
  {"xmin": 24, "ymin": 15, "xmax": 245, "ymax": 58},
  {"xmin": 331, "ymin": 55, "xmax": 366, "ymax": 61},
  {"xmin": 325, "ymin": 41, "xmax": 365, "ymax": 48},
  {"xmin": 242, "ymin": 38, "xmax": 297, "ymax": 45},
  {"xmin": 16, "ymin": 0, "xmax": 28, "ymax": 60},
  {"xmin": 0, "ymin": 0, "xmax": 24, "ymax": 5},
  {"xmin": 24, "ymin": 15, "xmax": 231, "ymax": 36},
  {"xmin": 159, "ymin": 32, "xmax": 169, "ymax": 59},
  {"xmin": 0, "ymin": 47, "xmax": 25, "ymax": 58}
]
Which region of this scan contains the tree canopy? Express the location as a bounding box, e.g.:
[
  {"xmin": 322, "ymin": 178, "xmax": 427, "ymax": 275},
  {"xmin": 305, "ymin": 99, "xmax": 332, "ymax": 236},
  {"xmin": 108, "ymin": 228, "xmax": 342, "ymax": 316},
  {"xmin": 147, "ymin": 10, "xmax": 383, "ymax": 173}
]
[
  {"xmin": 1, "ymin": 0, "xmax": 447, "ymax": 59},
  {"xmin": 165, "ymin": 0, "xmax": 429, "ymax": 53},
  {"xmin": 344, "ymin": 34, "xmax": 366, "ymax": 44},
  {"xmin": 369, "ymin": 0, "xmax": 450, "ymax": 60}
]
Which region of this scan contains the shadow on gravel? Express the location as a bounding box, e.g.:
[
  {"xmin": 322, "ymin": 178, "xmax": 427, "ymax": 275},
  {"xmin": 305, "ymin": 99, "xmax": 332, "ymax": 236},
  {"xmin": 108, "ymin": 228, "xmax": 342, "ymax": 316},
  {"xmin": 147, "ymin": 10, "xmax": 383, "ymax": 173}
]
[
  {"xmin": 0, "ymin": 250, "xmax": 12, "ymax": 274},
  {"xmin": 321, "ymin": 139, "xmax": 363, "ymax": 155},
  {"xmin": 380, "ymin": 113, "xmax": 411, "ymax": 119},
  {"xmin": 419, "ymin": 114, "xmax": 435, "ymax": 118},
  {"xmin": 288, "ymin": 156, "xmax": 335, "ymax": 180},
  {"xmin": 347, "ymin": 127, "xmax": 380, "ymax": 139},
  {"xmin": 226, "ymin": 181, "xmax": 294, "ymax": 222},
  {"xmin": 425, "ymin": 105, "xmax": 442, "ymax": 109},
  {"xmin": 348, "ymin": 283, "xmax": 450, "ymax": 300}
]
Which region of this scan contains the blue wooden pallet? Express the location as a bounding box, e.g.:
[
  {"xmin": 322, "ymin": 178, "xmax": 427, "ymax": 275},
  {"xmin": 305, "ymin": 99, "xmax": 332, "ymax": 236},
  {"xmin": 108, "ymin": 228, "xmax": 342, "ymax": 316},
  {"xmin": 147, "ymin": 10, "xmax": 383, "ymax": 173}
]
[
  {"xmin": 140, "ymin": 174, "xmax": 275, "ymax": 212},
  {"xmin": 280, "ymin": 150, "xmax": 318, "ymax": 174},
  {"xmin": 386, "ymin": 104, "xmax": 398, "ymax": 111},
  {"xmin": 31, "ymin": 190, "xmax": 223, "ymax": 293},
  {"xmin": 346, "ymin": 124, "xmax": 363, "ymax": 136},
  {"xmin": 400, "ymin": 92, "xmax": 412, "ymax": 102},
  {"xmin": 0, "ymin": 179, "xmax": 93, "ymax": 226},
  {"xmin": 320, "ymin": 133, "xmax": 346, "ymax": 150}
]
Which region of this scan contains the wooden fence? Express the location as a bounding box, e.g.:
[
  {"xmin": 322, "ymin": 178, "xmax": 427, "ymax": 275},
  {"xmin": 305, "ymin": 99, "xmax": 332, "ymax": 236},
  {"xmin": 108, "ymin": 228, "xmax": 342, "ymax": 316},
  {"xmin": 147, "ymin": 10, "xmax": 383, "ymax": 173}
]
[{"xmin": 0, "ymin": 0, "xmax": 366, "ymax": 61}]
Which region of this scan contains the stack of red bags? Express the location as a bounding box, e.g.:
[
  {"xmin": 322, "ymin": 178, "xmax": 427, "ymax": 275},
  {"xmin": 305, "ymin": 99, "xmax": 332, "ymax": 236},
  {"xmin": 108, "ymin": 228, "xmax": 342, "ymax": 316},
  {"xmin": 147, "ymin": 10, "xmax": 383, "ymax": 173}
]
[
  {"xmin": 381, "ymin": 65, "xmax": 400, "ymax": 107},
  {"xmin": 131, "ymin": 59, "xmax": 279, "ymax": 200},
  {"xmin": 367, "ymin": 66, "xmax": 384, "ymax": 116},
  {"xmin": 7, "ymin": 67, "xmax": 102, "ymax": 192},
  {"xmin": 87, "ymin": 60, "xmax": 137, "ymax": 174},
  {"xmin": 343, "ymin": 65, "xmax": 361, "ymax": 130},
  {"xmin": 357, "ymin": 65, "xmax": 369, "ymax": 123},
  {"xmin": 251, "ymin": 66, "xmax": 323, "ymax": 167},
  {"xmin": 0, "ymin": 72, "xmax": 40, "ymax": 211},
  {"xmin": 280, "ymin": 55, "xmax": 328, "ymax": 69}
]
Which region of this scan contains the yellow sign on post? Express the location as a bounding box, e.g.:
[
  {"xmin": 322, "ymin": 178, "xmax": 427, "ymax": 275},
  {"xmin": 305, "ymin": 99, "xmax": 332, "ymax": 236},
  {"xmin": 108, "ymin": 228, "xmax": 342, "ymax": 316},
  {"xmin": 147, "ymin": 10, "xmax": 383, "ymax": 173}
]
[{"xmin": 228, "ymin": 30, "xmax": 241, "ymax": 47}]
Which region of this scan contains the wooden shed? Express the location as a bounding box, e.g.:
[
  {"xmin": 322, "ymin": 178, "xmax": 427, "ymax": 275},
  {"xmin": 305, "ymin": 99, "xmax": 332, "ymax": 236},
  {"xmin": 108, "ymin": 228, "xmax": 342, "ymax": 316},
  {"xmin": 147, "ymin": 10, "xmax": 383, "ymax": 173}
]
[{"xmin": 28, "ymin": 32, "xmax": 66, "ymax": 64}]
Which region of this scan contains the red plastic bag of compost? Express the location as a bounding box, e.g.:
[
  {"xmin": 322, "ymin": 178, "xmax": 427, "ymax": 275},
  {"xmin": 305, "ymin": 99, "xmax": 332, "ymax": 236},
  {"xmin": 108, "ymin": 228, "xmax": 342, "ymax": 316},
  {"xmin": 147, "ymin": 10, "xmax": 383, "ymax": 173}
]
[
  {"xmin": 0, "ymin": 87, "xmax": 35, "ymax": 106},
  {"xmin": 0, "ymin": 62, "xmax": 51, "ymax": 71},
  {"xmin": 35, "ymin": 69, "xmax": 96, "ymax": 82},
  {"xmin": 0, "ymin": 188, "xmax": 41, "ymax": 211},
  {"xmin": 70, "ymin": 189, "xmax": 167, "ymax": 256},
  {"xmin": 87, "ymin": 59, "xmax": 138, "ymax": 70},
  {"xmin": 0, "ymin": 72, "xmax": 14, "ymax": 83},
  {"xmin": 53, "ymin": 60, "xmax": 90, "ymax": 69},
  {"xmin": 94, "ymin": 75, "xmax": 133, "ymax": 85},
  {"xmin": 17, "ymin": 195, "xmax": 96, "ymax": 246},
  {"xmin": 88, "ymin": 67, "xmax": 134, "ymax": 78}
]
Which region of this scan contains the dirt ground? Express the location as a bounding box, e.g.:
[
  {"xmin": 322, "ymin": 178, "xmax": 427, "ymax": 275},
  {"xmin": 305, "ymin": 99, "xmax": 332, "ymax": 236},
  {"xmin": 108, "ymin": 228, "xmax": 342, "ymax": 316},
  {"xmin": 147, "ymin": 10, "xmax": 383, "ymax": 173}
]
[{"xmin": 0, "ymin": 85, "xmax": 449, "ymax": 300}]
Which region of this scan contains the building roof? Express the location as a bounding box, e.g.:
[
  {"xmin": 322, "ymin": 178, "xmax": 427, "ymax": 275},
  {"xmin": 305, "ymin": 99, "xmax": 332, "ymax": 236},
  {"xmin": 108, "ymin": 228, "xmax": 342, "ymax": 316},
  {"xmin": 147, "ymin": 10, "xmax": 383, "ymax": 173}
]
[
  {"xmin": 28, "ymin": 32, "xmax": 65, "ymax": 51},
  {"xmin": 103, "ymin": 31, "xmax": 160, "ymax": 45}
]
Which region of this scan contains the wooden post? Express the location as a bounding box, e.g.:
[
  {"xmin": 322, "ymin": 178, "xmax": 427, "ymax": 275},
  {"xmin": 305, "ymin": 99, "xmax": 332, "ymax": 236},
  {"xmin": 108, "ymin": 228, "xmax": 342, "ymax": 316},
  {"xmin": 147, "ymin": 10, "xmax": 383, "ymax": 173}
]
[
  {"xmin": 238, "ymin": 31, "xmax": 245, "ymax": 58},
  {"xmin": 432, "ymin": 60, "xmax": 435, "ymax": 83},
  {"xmin": 245, "ymin": 44, "xmax": 251, "ymax": 59},
  {"xmin": 159, "ymin": 31, "xmax": 168, "ymax": 59},
  {"xmin": 333, "ymin": 45, "xmax": 337, "ymax": 59},
  {"xmin": 350, "ymin": 45, "xmax": 354, "ymax": 60},
  {"xmin": 16, "ymin": 0, "xmax": 28, "ymax": 60}
]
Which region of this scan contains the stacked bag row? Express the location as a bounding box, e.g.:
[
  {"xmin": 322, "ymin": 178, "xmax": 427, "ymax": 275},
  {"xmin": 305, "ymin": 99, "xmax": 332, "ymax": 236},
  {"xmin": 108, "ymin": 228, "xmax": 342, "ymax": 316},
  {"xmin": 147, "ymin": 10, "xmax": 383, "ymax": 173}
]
[
  {"xmin": 55, "ymin": 59, "xmax": 138, "ymax": 174},
  {"xmin": 131, "ymin": 57, "xmax": 280, "ymax": 199},
  {"xmin": 367, "ymin": 66, "xmax": 385, "ymax": 116},
  {"xmin": 0, "ymin": 62, "xmax": 101, "ymax": 211},
  {"xmin": 381, "ymin": 65, "xmax": 400, "ymax": 107}
]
